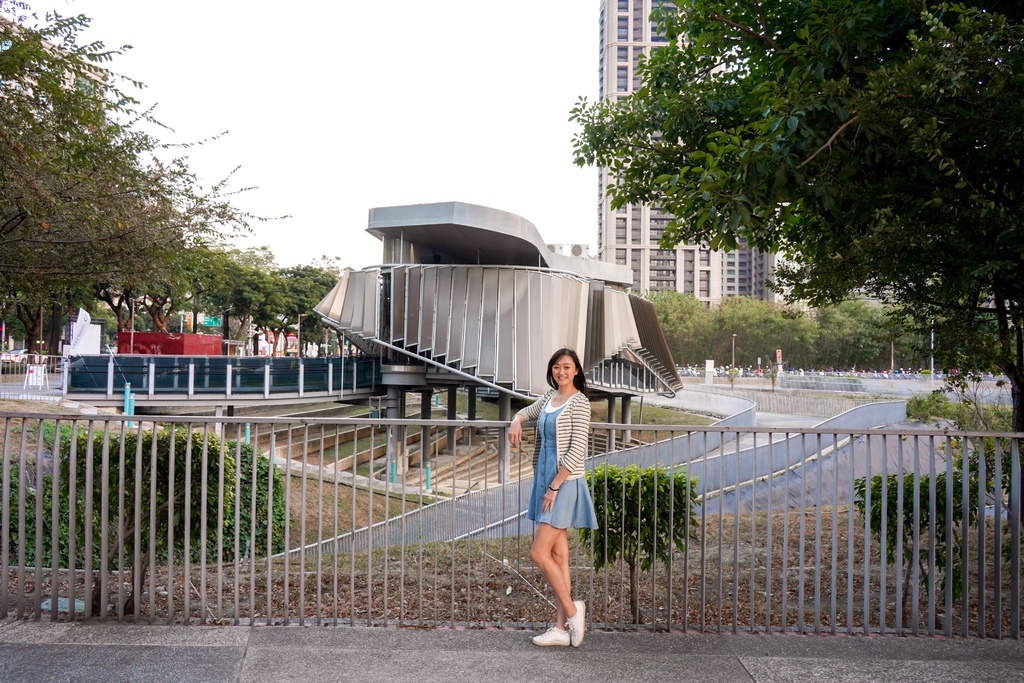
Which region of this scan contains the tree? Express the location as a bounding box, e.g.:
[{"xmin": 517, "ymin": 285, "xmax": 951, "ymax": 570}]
[
  {"xmin": 581, "ymin": 464, "xmax": 699, "ymax": 623},
  {"xmin": 2, "ymin": 3, "xmax": 262, "ymax": 352},
  {"xmin": 572, "ymin": 1, "xmax": 1024, "ymax": 430}
]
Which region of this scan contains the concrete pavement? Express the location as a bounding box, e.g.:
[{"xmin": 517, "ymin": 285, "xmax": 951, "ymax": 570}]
[{"xmin": 1, "ymin": 620, "xmax": 1022, "ymax": 683}]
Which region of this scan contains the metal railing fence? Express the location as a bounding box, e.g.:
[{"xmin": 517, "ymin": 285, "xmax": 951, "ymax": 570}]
[
  {"xmin": 1, "ymin": 411, "xmax": 1020, "ymax": 637},
  {"xmin": 0, "ymin": 355, "xmax": 63, "ymax": 402}
]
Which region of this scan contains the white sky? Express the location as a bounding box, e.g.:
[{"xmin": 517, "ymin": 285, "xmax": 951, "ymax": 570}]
[{"xmin": 62, "ymin": 0, "xmax": 602, "ymax": 270}]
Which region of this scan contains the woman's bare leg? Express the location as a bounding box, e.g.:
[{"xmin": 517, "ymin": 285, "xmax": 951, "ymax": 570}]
[{"xmin": 531, "ymin": 523, "xmax": 576, "ymax": 626}]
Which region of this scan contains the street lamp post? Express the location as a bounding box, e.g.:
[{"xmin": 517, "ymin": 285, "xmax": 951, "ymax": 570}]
[
  {"xmin": 731, "ymin": 333, "xmax": 737, "ymax": 370},
  {"xmin": 296, "ymin": 313, "xmax": 305, "ymax": 358}
]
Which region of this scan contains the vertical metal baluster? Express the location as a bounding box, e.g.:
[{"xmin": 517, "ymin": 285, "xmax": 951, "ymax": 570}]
[
  {"xmin": 977, "ymin": 436, "xmax": 987, "ymax": 638},
  {"xmin": 368, "ymin": 422, "xmax": 377, "ymax": 627},
  {"xmin": 1, "ymin": 418, "xmax": 11, "ymax": 622},
  {"xmin": 449, "ymin": 421, "xmax": 457, "ymax": 629},
  {"xmin": 831, "ymin": 432, "xmax": 838, "ymax": 635},
  {"xmin": 750, "ymin": 431, "xmax": 757, "ymax": 634},
  {"xmin": 128, "ymin": 422, "xmax": 141, "ymax": 623},
  {"xmin": 814, "ymin": 432, "xmax": 822, "ymax": 634},
  {"xmin": 993, "ymin": 438, "xmax": 1003, "ymax": 639},
  {"xmin": 298, "ymin": 424, "xmax": 308, "ymax": 626},
  {"xmin": 383, "ymin": 423, "xmax": 391, "ymax": 627},
  {"xmin": 717, "ymin": 430, "xmax": 724, "ymax": 633},
  {"xmin": 33, "ymin": 419, "xmax": 45, "ymax": 620},
  {"xmin": 265, "ymin": 429, "xmax": 276, "ymax": 626},
  {"xmin": 247, "ymin": 423, "xmax": 258, "ymax": 625},
  {"xmin": 67, "ymin": 421, "xmax": 79, "ymax": 623},
  {"xmin": 48, "ymin": 419, "xmax": 62, "ymax": 622},
  {"xmin": 862, "ymin": 433, "xmax": 872, "ymax": 635},
  {"xmin": 879, "ymin": 433, "xmax": 888, "ymax": 635},
  {"xmin": 350, "ymin": 424, "xmax": 358, "ymax": 626},
  {"xmin": 895, "ymin": 434, "xmax": 904, "ymax": 635},
  {"xmin": 1009, "ymin": 438, "xmax": 1020, "ymax": 640},
  {"xmin": 199, "ymin": 429, "xmax": 210, "ymax": 624},
  {"xmin": 911, "ymin": 435, "xmax": 921, "ymax": 636},
  {"xmin": 184, "ymin": 425, "xmax": 194, "ymax": 623},
  {"xmin": 233, "ymin": 432, "xmax": 243, "ymax": 626},
  {"xmin": 961, "ymin": 435, "xmax": 970, "ymax": 637},
  {"xmin": 682, "ymin": 431, "xmax": 692, "ymax": 633},
  {"xmin": 798, "ymin": 432, "xmax": 807, "ymax": 635},
  {"xmin": 847, "ymin": 432, "xmax": 856, "ymax": 634},
  {"xmin": 332, "ymin": 424, "xmax": 341, "ymax": 627},
  {"xmin": 84, "ymin": 422, "xmax": 98, "ymax": 623},
  {"xmin": 781, "ymin": 432, "xmax": 791, "ymax": 634},
  {"xmin": 397, "ymin": 421, "xmax": 408, "ymax": 627},
  {"xmin": 763, "ymin": 429, "xmax": 773, "ymax": 634},
  {"xmin": 944, "ymin": 435, "xmax": 954, "ymax": 637},
  {"xmin": 282, "ymin": 425, "xmax": 292, "ymax": 624},
  {"xmin": 652, "ymin": 428, "xmax": 660, "ymax": 633},
  {"xmin": 662, "ymin": 430, "xmax": 674, "ymax": 632},
  {"xmin": 166, "ymin": 425, "xmax": 176, "ymax": 623},
  {"xmin": 732, "ymin": 431, "xmax": 739, "ymax": 634},
  {"xmin": 215, "ymin": 424, "xmax": 228, "ymax": 621},
  {"xmin": 14, "ymin": 420, "xmax": 28, "ymax": 620},
  {"xmin": 927, "ymin": 435, "xmax": 937, "ymax": 636},
  {"xmin": 115, "ymin": 424, "xmax": 128, "ymax": 622},
  {"xmin": 148, "ymin": 424, "xmax": 159, "ymax": 623},
  {"xmin": 315, "ymin": 424, "xmax": 324, "ymax": 626},
  {"xmin": 100, "ymin": 424, "xmax": 115, "ymax": 623}
]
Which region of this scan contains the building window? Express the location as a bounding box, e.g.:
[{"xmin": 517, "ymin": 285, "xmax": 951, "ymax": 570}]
[
  {"xmin": 617, "ymin": 17, "xmax": 628, "ymax": 41},
  {"xmin": 616, "ymin": 248, "xmax": 627, "ymax": 265},
  {"xmin": 618, "ymin": 0, "xmax": 628, "ymax": 10},
  {"xmin": 617, "ymin": 66, "xmax": 629, "ymax": 92},
  {"xmin": 616, "ymin": 228, "xmax": 627, "ymax": 243},
  {"xmin": 617, "ymin": 46, "xmax": 628, "ymax": 62}
]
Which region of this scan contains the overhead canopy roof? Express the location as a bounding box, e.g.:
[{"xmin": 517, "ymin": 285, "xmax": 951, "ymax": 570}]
[{"xmin": 367, "ymin": 201, "xmax": 634, "ymax": 287}]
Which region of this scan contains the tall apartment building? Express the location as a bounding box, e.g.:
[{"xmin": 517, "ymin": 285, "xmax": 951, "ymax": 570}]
[{"xmin": 596, "ymin": 0, "xmax": 778, "ymax": 303}]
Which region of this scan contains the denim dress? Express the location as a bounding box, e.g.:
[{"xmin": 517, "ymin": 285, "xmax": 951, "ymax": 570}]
[{"xmin": 527, "ymin": 400, "xmax": 598, "ymax": 530}]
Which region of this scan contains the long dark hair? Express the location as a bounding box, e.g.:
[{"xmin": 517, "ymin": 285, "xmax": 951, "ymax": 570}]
[{"xmin": 546, "ymin": 348, "xmax": 587, "ymax": 394}]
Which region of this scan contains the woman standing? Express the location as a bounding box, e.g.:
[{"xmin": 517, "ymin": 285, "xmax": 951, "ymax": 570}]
[{"xmin": 508, "ymin": 348, "xmax": 598, "ymax": 647}]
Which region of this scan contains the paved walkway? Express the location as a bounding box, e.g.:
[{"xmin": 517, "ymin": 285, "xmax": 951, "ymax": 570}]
[{"xmin": 1, "ymin": 621, "xmax": 1021, "ymax": 683}]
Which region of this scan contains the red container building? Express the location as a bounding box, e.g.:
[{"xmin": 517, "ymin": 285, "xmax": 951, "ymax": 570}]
[{"xmin": 116, "ymin": 332, "xmax": 223, "ymax": 356}]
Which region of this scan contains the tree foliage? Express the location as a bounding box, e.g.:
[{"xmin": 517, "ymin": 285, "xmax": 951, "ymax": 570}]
[
  {"xmin": 1, "ymin": 3, "xmax": 260, "ymax": 351},
  {"xmin": 572, "ymin": 1, "xmax": 1024, "ymax": 429},
  {"xmin": 581, "ymin": 464, "xmax": 699, "ymax": 623},
  {"xmin": 648, "ymin": 291, "xmax": 927, "ymax": 371}
]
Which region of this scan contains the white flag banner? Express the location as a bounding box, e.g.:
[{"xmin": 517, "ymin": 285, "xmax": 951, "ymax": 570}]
[{"xmin": 66, "ymin": 308, "xmax": 92, "ymax": 356}]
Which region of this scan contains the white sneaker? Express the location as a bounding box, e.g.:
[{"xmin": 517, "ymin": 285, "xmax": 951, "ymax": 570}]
[
  {"xmin": 565, "ymin": 600, "xmax": 586, "ymax": 647},
  {"xmin": 531, "ymin": 626, "xmax": 570, "ymax": 647}
]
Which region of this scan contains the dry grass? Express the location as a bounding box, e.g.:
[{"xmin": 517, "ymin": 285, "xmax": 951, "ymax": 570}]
[{"xmin": 8, "ymin": 508, "xmax": 1021, "ymax": 637}]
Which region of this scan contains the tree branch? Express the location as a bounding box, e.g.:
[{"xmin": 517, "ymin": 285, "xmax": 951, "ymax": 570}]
[
  {"xmin": 708, "ymin": 12, "xmax": 800, "ymax": 67},
  {"xmin": 797, "ymin": 115, "xmax": 860, "ymax": 169}
]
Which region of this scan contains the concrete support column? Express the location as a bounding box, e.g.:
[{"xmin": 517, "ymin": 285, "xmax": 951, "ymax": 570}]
[
  {"xmin": 606, "ymin": 396, "xmax": 617, "ymax": 450},
  {"xmin": 620, "ymin": 395, "xmax": 632, "ymax": 445},
  {"xmin": 447, "ymin": 387, "xmax": 458, "ymax": 454},
  {"xmin": 466, "ymin": 386, "xmax": 476, "ymax": 446},
  {"xmin": 497, "ymin": 392, "xmax": 511, "ymax": 484},
  {"xmin": 420, "ymin": 390, "xmax": 432, "ymax": 467}
]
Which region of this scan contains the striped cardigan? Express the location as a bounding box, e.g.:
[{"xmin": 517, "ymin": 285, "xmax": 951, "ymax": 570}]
[{"xmin": 514, "ymin": 389, "xmax": 591, "ymax": 480}]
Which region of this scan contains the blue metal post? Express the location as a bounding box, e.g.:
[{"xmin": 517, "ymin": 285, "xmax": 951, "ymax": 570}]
[
  {"xmin": 425, "ymin": 461, "xmax": 432, "ymax": 491},
  {"xmin": 124, "ymin": 383, "xmax": 134, "ymax": 427},
  {"xmin": 245, "ymin": 422, "xmax": 251, "ymax": 444}
]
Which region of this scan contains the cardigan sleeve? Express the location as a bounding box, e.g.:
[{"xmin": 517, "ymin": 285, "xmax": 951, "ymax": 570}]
[
  {"xmin": 559, "ymin": 393, "xmax": 591, "ymax": 475},
  {"xmin": 514, "ymin": 390, "xmax": 553, "ymax": 424}
]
